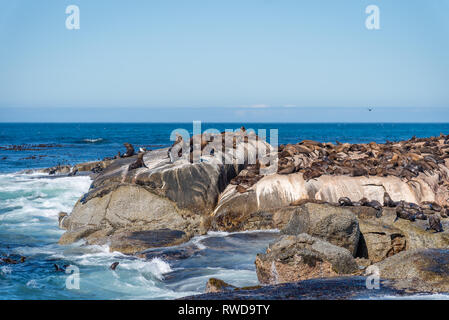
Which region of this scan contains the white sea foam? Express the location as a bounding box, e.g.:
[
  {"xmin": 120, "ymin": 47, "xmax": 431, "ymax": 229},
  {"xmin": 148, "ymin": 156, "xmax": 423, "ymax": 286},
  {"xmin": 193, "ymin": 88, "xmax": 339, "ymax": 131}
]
[{"xmin": 83, "ymin": 138, "xmax": 103, "ymax": 143}]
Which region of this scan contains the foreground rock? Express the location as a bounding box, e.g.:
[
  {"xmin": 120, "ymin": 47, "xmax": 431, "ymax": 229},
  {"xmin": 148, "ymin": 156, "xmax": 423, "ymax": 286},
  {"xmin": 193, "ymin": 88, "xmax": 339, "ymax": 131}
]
[
  {"xmin": 255, "ymin": 234, "xmax": 358, "ymax": 285},
  {"xmin": 205, "ymin": 278, "xmax": 237, "ymax": 293},
  {"xmin": 353, "ymin": 207, "xmax": 449, "ymax": 263},
  {"xmin": 59, "ymin": 131, "xmax": 272, "ymax": 253},
  {"xmin": 369, "ymin": 249, "xmax": 449, "ymax": 293},
  {"xmin": 281, "ymin": 202, "xmax": 360, "ymax": 256},
  {"xmin": 183, "ymin": 276, "xmax": 422, "ymax": 300}
]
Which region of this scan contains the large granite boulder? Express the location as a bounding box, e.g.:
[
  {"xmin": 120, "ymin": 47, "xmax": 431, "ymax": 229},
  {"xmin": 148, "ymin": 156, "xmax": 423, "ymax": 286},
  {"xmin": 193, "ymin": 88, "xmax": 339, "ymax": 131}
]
[
  {"xmin": 255, "ymin": 234, "xmax": 359, "ymax": 285},
  {"xmin": 351, "ymin": 207, "xmax": 449, "ymax": 263},
  {"xmin": 369, "ymin": 249, "xmax": 449, "ymax": 293},
  {"xmin": 59, "ymin": 131, "xmax": 273, "ymax": 253},
  {"xmin": 281, "ymin": 203, "xmax": 360, "ymax": 256}
]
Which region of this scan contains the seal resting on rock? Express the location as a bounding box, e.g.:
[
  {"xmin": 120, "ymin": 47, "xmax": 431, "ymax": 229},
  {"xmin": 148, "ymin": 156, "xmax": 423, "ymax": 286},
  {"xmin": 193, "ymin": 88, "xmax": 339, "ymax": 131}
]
[
  {"xmin": 427, "ymin": 215, "xmax": 443, "ymax": 233},
  {"xmin": 128, "ymin": 153, "xmax": 146, "ymax": 171},
  {"xmin": 395, "ymin": 207, "xmax": 416, "ymax": 222},
  {"xmin": 338, "ymin": 197, "xmax": 353, "ymax": 207},
  {"xmin": 122, "ymin": 143, "xmax": 135, "ymax": 158},
  {"xmin": 168, "ymin": 135, "xmax": 184, "ymax": 162},
  {"xmin": 383, "ymin": 192, "xmax": 396, "ymax": 207}
]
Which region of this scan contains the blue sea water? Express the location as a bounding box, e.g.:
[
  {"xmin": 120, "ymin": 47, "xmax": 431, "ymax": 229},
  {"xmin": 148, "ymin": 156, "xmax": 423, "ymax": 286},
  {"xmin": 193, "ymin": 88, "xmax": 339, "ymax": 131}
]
[{"xmin": 1, "ymin": 123, "xmax": 449, "ymax": 300}]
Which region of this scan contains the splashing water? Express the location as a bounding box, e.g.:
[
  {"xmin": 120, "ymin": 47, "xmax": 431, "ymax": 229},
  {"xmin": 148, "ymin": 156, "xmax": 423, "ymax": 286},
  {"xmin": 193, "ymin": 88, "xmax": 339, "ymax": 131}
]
[{"xmin": 0, "ymin": 173, "xmax": 278, "ymax": 299}]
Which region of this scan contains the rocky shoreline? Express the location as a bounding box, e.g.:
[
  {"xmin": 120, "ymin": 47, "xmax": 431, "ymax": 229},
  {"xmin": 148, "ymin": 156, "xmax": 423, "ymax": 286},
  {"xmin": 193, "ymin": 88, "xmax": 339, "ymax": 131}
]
[{"xmin": 38, "ymin": 130, "xmax": 449, "ymax": 298}]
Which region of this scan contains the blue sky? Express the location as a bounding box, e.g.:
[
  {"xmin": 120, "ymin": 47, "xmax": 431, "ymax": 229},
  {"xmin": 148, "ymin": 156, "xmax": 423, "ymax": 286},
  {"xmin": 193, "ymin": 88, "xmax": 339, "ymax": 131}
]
[{"xmin": 0, "ymin": 0, "xmax": 448, "ymax": 122}]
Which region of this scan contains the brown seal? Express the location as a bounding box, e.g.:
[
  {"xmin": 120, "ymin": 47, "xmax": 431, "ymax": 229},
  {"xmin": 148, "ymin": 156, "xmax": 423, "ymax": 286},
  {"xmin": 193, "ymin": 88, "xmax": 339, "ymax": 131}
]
[
  {"xmin": 383, "ymin": 192, "xmax": 396, "ymax": 207},
  {"xmin": 338, "ymin": 197, "xmax": 353, "ymax": 206},
  {"xmin": 427, "ymin": 215, "xmax": 443, "ymax": 232},
  {"xmin": 110, "ymin": 262, "xmax": 119, "ymax": 270},
  {"xmin": 128, "ymin": 153, "xmax": 146, "ymax": 171},
  {"xmin": 123, "ymin": 143, "xmax": 135, "ymax": 158}
]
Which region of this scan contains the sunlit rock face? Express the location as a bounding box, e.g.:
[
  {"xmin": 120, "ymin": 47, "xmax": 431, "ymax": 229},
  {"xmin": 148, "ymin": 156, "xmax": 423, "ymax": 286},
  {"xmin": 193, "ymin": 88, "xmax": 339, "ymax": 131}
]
[
  {"xmin": 212, "ymin": 171, "xmax": 447, "ymax": 232},
  {"xmin": 59, "ymin": 131, "xmax": 274, "ymax": 252}
]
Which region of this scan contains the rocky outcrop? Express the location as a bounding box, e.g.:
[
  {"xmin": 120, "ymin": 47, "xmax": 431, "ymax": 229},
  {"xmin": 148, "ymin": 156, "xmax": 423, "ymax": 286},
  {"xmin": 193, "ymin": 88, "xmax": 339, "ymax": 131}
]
[
  {"xmin": 59, "ymin": 132, "xmax": 273, "ymax": 253},
  {"xmin": 185, "ymin": 276, "xmax": 418, "ymax": 300},
  {"xmin": 369, "ymin": 249, "xmax": 449, "ymax": 293},
  {"xmin": 281, "ymin": 202, "xmax": 360, "ymax": 256},
  {"xmin": 212, "ymin": 173, "xmax": 446, "ymax": 232},
  {"xmin": 255, "ymin": 234, "xmax": 359, "ymax": 285},
  {"xmin": 353, "ymin": 207, "xmax": 449, "ymax": 263}
]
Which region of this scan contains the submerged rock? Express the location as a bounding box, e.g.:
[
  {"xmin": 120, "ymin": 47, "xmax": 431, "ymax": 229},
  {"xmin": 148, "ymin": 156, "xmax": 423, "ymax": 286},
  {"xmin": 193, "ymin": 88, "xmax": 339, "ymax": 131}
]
[{"xmin": 255, "ymin": 234, "xmax": 358, "ymax": 285}]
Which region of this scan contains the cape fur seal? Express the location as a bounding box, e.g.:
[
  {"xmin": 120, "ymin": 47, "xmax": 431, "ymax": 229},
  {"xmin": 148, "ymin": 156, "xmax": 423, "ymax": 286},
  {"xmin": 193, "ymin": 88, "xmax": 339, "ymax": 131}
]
[
  {"xmin": 338, "ymin": 197, "xmax": 353, "ymax": 206},
  {"xmin": 128, "ymin": 153, "xmax": 146, "ymax": 171},
  {"xmin": 110, "ymin": 262, "xmax": 119, "ymax": 270},
  {"xmin": 53, "ymin": 264, "xmax": 65, "ymax": 272},
  {"xmin": 122, "ymin": 143, "xmax": 135, "ymax": 158},
  {"xmin": 383, "ymin": 192, "xmax": 396, "ymax": 207},
  {"xmin": 395, "ymin": 206, "xmax": 416, "ymax": 222},
  {"xmin": 168, "ymin": 135, "xmax": 184, "ymax": 162},
  {"xmin": 427, "ymin": 215, "xmax": 443, "ymax": 232}
]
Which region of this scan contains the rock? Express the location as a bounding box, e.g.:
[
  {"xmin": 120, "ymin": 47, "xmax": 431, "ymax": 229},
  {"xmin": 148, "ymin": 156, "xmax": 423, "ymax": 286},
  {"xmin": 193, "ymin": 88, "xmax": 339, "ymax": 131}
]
[
  {"xmin": 60, "ymin": 132, "xmax": 273, "ymax": 252},
  {"xmin": 205, "ymin": 278, "xmax": 237, "ymax": 293},
  {"xmin": 358, "ymin": 207, "xmax": 449, "ymax": 251},
  {"xmin": 281, "ymin": 203, "xmax": 360, "ymax": 256},
  {"xmin": 184, "ymin": 276, "xmax": 419, "ymax": 300},
  {"xmin": 370, "ymin": 249, "xmax": 449, "ymax": 293},
  {"xmin": 355, "ymin": 218, "xmax": 406, "ymax": 263},
  {"xmin": 212, "ymin": 173, "xmax": 445, "ymax": 232},
  {"xmin": 42, "ymin": 165, "xmax": 71, "ymax": 175},
  {"xmin": 58, "ymin": 226, "xmax": 100, "ymax": 245},
  {"xmin": 73, "ymin": 160, "xmax": 113, "ymax": 173},
  {"xmin": 58, "ymin": 212, "xmax": 69, "ymax": 229},
  {"xmin": 255, "ymin": 234, "xmax": 359, "ymax": 285},
  {"xmin": 107, "ymin": 229, "xmax": 191, "ymax": 254}
]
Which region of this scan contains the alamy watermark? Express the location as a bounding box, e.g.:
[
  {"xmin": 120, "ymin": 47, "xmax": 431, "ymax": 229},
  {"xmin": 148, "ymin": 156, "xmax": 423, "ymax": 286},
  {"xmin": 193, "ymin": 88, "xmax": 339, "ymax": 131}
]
[
  {"xmin": 65, "ymin": 265, "xmax": 80, "ymax": 290},
  {"xmin": 366, "ymin": 4, "xmax": 380, "ymax": 30},
  {"xmin": 365, "ymin": 265, "xmax": 380, "ymax": 290},
  {"xmin": 66, "ymin": 5, "xmax": 80, "ymax": 30},
  {"xmin": 167, "ymin": 121, "xmax": 279, "ymax": 176}
]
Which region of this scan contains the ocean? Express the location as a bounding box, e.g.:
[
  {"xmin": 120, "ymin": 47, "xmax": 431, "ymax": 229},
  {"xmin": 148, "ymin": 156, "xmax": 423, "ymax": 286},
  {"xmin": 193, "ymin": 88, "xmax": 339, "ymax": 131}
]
[{"xmin": 1, "ymin": 123, "xmax": 449, "ymax": 300}]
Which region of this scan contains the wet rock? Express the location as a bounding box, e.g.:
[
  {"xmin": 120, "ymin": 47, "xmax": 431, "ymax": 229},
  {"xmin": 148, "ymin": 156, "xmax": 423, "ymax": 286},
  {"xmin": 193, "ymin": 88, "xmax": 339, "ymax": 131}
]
[
  {"xmin": 255, "ymin": 234, "xmax": 358, "ymax": 285},
  {"xmin": 58, "ymin": 226, "xmax": 100, "ymax": 245},
  {"xmin": 370, "ymin": 249, "xmax": 449, "ymax": 293},
  {"xmin": 205, "ymin": 278, "xmax": 237, "ymax": 293},
  {"xmin": 107, "ymin": 229, "xmax": 192, "ymax": 255},
  {"xmin": 184, "ymin": 276, "xmax": 417, "ymax": 300},
  {"xmin": 58, "ymin": 212, "xmax": 69, "ymax": 229}
]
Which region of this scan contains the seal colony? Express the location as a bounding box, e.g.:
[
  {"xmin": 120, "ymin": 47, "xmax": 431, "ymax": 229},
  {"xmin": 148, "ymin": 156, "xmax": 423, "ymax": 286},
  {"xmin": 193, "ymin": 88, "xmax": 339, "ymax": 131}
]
[
  {"xmin": 46, "ymin": 128, "xmax": 449, "ymax": 296},
  {"xmin": 278, "ymin": 134, "xmax": 449, "ymax": 180}
]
